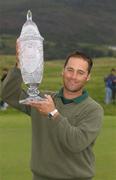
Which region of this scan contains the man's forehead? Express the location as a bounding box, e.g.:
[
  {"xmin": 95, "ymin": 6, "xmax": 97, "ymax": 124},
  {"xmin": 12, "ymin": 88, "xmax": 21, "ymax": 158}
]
[
  {"xmin": 66, "ymin": 57, "xmax": 88, "ymax": 66},
  {"xmin": 68, "ymin": 56, "xmax": 86, "ymax": 61}
]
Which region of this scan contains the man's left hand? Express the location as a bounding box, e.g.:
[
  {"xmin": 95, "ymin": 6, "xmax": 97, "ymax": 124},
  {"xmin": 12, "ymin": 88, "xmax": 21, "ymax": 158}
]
[{"xmin": 26, "ymin": 94, "xmax": 56, "ymax": 116}]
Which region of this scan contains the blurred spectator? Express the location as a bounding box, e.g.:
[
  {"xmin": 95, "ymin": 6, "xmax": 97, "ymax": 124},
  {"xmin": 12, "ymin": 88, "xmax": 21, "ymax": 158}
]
[
  {"xmin": 112, "ymin": 69, "xmax": 116, "ymax": 104},
  {"xmin": 104, "ymin": 68, "xmax": 116, "ymax": 104},
  {"xmin": 0, "ymin": 68, "xmax": 9, "ymax": 110}
]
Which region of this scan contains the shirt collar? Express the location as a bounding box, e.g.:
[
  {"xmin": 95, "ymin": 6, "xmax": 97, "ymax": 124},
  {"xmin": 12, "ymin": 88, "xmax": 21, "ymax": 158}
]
[{"xmin": 56, "ymin": 88, "xmax": 88, "ymax": 104}]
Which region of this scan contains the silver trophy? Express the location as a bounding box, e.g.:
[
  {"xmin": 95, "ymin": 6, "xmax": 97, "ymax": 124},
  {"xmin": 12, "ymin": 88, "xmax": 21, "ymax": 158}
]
[{"xmin": 17, "ymin": 10, "xmax": 44, "ymax": 104}]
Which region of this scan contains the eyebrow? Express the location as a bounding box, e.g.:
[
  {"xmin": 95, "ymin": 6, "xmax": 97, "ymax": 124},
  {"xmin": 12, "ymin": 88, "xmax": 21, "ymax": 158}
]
[{"xmin": 66, "ymin": 66, "xmax": 87, "ymax": 73}]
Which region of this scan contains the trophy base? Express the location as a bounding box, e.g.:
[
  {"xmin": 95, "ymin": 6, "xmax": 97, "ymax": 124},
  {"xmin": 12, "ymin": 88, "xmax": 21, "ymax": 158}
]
[{"xmin": 19, "ymin": 95, "xmax": 44, "ymax": 104}]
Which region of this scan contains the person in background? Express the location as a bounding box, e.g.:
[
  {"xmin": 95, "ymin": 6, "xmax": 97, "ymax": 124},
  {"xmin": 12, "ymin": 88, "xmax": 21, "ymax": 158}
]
[
  {"xmin": 104, "ymin": 68, "xmax": 116, "ymax": 104},
  {"xmin": 0, "ymin": 68, "xmax": 8, "ymax": 110},
  {"xmin": 0, "ymin": 46, "xmax": 104, "ymax": 180},
  {"xmin": 112, "ymin": 69, "xmax": 116, "ymax": 104}
]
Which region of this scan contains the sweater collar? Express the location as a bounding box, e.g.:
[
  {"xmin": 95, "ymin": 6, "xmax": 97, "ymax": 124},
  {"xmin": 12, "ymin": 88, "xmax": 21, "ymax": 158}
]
[{"xmin": 56, "ymin": 88, "xmax": 88, "ymax": 104}]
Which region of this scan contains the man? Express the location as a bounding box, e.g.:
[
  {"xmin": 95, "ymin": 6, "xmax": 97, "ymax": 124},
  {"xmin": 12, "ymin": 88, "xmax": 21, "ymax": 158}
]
[
  {"xmin": 0, "ymin": 50, "xmax": 104, "ymax": 180},
  {"xmin": 104, "ymin": 68, "xmax": 116, "ymax": 104},
  {"xmin": 111, "ymin": 69, "xmax": 116, "ymax": 104},
  {"xmin": 0, "ymin": 67, "xmax": 8, "ymax": 110}
]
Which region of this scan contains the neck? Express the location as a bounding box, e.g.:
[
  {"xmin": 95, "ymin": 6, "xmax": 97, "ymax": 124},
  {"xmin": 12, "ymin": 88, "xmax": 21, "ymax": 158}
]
[{"xmin": 63, "ymin": 88, "xmax": 83, "ymax": 99}]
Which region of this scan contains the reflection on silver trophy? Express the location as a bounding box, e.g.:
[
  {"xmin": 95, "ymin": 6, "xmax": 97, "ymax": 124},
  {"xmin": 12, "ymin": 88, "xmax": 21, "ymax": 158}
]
[{"xmin": 17, "ymin": 10, "xmax": 44, "ymax": 104}]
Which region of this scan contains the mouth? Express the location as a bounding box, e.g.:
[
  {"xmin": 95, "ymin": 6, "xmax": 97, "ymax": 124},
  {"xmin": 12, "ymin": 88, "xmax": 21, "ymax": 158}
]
[{"xmin": 69, "ymin": 80, "xmax": 78, "ymax": 85}]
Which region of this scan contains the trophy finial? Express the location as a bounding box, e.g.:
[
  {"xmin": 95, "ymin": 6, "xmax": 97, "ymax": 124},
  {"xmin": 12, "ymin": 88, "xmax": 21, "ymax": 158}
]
[{"xmin": 27, "ymin": 10, "xmax": 32, "ymax": 21}]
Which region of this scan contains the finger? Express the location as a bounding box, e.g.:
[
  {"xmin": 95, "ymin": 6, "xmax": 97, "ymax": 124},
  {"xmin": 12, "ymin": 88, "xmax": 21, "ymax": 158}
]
[
  {"xmin": 16, "ymin": 39, "xmax": 21, "ymax": 68},
  {"xmin": 25, "ymin": 101, "xmax": 41, "ymax": 107},
  {"xmin": 44, "ymin": 94, "xmax": 52, "ymax": 101},
  {"xmin": 29, "ymin": 102, "xmax": 41, "ymax": 107},
  {"xmin": 16, "ymin": 39, "xmax": 19, "ymax": 53}
]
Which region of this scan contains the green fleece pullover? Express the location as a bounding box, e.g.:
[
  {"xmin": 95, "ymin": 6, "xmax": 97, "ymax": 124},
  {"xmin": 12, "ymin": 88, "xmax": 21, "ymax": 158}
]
[{"xmin": 0, "ymin": 67, "xmax": 104, "ymax": 180}]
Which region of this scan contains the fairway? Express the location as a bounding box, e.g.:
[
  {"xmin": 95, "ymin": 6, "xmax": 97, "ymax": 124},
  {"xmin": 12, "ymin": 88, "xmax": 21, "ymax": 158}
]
[
  {"xmin": 0, "ymin": 110, "xmax": 32, "ymax": 180},
  {"xmin": 0, "ymin": 110, "xmax": 116, "ymax": 180}
]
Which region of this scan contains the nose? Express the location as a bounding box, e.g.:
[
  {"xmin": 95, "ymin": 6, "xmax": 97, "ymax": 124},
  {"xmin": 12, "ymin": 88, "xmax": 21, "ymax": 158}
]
[{"xmin": 71, "ymin": 72, "xmax": 77, "ymax": 79}]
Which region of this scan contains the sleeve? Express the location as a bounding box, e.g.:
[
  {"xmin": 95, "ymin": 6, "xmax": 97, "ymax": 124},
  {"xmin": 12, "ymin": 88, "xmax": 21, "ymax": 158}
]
[
  {"xmin": 52, "ymin": 105, "xmax": 104, "ymax": 153},
  {"xmin": 0, "ymin": 67, "xmax": 31, "ymax": 116}
]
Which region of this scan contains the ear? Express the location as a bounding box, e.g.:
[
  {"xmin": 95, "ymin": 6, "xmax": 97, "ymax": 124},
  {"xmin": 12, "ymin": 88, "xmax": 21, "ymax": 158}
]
[
  {"xmin": 61, "ymin": 69, "xmax": 64, "ymax": 76},
  {"xmin": 87, "ymin": 74, "xmax": 91, "ymax": 81}
]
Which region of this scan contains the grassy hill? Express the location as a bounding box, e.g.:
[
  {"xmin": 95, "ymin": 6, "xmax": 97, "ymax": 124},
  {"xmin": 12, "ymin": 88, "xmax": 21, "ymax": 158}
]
[
  {"xmin": 1, "ymin": 0, "xmax": 116, "ymax": 44},
  {"xmin": 0, "ymin": 0, "xmax": 116, "ymax": 58}
]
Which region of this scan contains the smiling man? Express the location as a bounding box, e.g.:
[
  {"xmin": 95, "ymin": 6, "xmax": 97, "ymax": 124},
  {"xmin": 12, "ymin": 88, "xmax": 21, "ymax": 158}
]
[
  {"xmin": 1, "ymin": 50, "xmax": 104, "ymax": 180},
  {"xmin": 62, "ymin": 55, "xmax": 90, "ymax": 98}
]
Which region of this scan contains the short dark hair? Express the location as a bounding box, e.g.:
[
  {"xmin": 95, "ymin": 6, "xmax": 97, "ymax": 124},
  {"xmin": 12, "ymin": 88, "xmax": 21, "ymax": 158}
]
[{"xmin": 64, "ymin": 51, "xmax": 93, "ymax": 74}]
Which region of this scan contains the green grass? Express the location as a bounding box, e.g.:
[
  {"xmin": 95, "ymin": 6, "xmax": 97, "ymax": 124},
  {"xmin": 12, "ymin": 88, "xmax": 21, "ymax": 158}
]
[
  {"xmin": 0, "ymin": 110, "xmax": 116, "ymax": 180},
  {"xmin": 94, "ymin": 116, "xmax": 116, "ymax": 180},
  {"xmin": 0, "ymin": 110, "xmax": 32, "ymax": 180}
]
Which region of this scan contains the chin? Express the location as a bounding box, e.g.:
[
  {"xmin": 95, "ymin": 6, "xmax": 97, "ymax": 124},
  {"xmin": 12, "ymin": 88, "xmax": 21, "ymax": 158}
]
[{"xmin": 66, "ymin": 87, "xmax": 81, "ymax": 92}]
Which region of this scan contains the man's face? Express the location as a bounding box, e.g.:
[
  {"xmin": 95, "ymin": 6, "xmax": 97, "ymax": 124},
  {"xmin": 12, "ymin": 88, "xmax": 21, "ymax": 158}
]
[{"xmin": 62, "ymin": 57, "xmax": 90, "ymax": 93}]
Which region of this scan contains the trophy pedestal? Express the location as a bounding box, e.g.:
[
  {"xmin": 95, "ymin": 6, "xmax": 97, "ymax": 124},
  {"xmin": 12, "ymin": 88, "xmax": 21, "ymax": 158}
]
[
  {"xmin": 19, "ymin": 95, "xmax": 44, "ymax": 104},
  {"xmin": 19, "ymin": 83, "xmax": 44, "ymax": 104}
]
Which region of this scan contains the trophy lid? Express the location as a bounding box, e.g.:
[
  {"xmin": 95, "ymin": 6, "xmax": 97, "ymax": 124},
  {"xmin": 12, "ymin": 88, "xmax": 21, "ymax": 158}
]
[{"xmin": 19, "ymin": 10, "xmax": 44, "ymax": 41}]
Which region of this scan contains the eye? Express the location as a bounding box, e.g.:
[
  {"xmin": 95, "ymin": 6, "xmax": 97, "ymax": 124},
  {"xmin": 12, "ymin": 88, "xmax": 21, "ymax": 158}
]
[
  {"xmin": 78, "ymin": 71, "xmax": 84, "ymax": 75},
  {"xmin": 66, "ymin": 67, "xmax": 74, "ymax": 72}
]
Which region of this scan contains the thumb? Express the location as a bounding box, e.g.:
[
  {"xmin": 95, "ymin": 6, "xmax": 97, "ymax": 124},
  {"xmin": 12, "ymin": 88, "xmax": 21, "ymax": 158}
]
[{"xmin": 44, "ymin": 94, "xmax": 52, "ymax": 101}]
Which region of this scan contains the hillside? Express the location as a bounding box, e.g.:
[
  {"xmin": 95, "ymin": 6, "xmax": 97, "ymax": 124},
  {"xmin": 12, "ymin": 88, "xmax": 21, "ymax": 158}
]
[{"xmin": 0, "ymin": 0, "xmax": 116, "ymax": 58}]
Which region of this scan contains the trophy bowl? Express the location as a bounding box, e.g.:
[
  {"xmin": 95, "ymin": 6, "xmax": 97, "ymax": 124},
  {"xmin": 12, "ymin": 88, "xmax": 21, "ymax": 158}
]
[{"xmin": 18, "ymin": 10, "xmax": 44, "ymax": 104}]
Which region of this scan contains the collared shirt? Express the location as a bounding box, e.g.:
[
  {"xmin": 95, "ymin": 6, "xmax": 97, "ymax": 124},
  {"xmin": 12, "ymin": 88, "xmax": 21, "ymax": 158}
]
[{"xmin": 56, "ymin": 88, "xmax": 88, "ymax": 104}]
